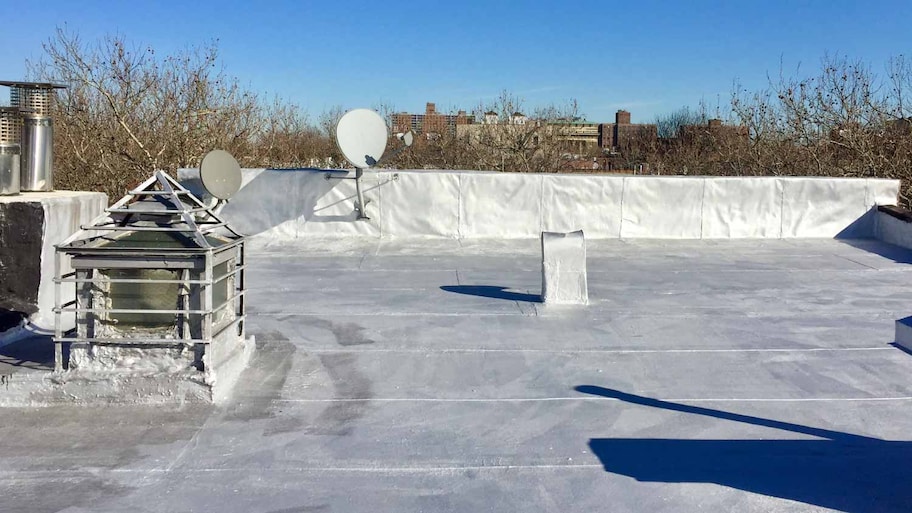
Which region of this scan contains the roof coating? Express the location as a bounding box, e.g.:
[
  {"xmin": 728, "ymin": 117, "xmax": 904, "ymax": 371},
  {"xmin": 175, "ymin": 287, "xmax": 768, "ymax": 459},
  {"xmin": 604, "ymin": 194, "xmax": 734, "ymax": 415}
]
[{"xmin": 3, "ymin": 237, "xmax": 912, "ymax": 511}]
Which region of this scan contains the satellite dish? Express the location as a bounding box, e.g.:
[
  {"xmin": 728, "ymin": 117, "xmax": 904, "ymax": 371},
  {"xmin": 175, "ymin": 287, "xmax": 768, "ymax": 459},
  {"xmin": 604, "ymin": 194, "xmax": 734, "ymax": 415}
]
[
  {"xmin": 336, "ymin": 109, "xmax": 388, "ymax": 169},
  {"xmin": 199, "ymin": 149, "xmax": 242, "ymax": 200},
  {"xmin": 397, "ymin": 130, "xmax": 415, "ymax": 147}
]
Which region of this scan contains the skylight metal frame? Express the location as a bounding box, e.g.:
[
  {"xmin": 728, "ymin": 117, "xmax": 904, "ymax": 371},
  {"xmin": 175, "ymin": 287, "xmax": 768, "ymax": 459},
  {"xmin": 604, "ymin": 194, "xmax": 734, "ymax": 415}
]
[{"xmin": 53, "ymin": 170, "xmax": 247, "ymax": 372}]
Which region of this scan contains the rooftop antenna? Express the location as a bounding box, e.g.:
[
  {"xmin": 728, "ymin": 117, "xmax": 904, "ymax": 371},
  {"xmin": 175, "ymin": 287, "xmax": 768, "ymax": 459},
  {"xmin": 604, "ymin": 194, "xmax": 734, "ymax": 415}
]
[
  {"xmin": 198, "ymin": 149, "xmax": 242, "ymax": 212},
  {"xmin": 388, "ymin": 130, "xmax": 415, "ymax": 160},
  {"xmin": 333, "ymin": 108, "xmax": 413, "ymax": 220}
]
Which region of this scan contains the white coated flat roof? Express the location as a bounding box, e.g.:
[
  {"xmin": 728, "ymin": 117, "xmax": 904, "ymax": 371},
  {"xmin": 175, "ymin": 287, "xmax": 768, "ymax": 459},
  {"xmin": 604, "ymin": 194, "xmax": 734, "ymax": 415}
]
[{"xmin": 3, "ymin": 238, "xmax": 912, "ymax": 512}]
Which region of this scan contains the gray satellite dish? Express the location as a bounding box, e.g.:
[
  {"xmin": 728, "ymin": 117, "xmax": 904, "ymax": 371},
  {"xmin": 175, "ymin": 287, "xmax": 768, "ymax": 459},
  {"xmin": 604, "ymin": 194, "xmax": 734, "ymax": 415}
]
[
  {"xmin": 199, "ymin": 149, "xmax": 242, "ymax": 200},
  {"xmin": 336, "ymin": 109, "xmax": 388, "ymax": 169}
]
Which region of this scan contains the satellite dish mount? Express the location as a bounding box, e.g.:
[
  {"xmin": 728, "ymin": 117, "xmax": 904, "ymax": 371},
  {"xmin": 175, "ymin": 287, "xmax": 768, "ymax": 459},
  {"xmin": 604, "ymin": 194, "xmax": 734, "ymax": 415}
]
[{"xmin": 332, "ymin": 109, "xmax": 413, "ymax": 220}]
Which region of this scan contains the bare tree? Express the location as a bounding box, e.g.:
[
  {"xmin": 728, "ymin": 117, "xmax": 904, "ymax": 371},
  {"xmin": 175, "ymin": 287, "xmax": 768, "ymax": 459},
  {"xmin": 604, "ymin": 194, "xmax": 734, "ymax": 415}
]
[
  {"xmin": 28, "ymin": 28, "xmax": 267, "ymax": 197},
  {"xmin": 654, "ymin": 106, "xmax": 707, "ymax": 139},
  {"xmin": 646, "ymin": 54, "xmax": 912, "ymax": 204},
  {"xmin": 460, "ymin": 91, "xmax": 583, "ymax": 173}
]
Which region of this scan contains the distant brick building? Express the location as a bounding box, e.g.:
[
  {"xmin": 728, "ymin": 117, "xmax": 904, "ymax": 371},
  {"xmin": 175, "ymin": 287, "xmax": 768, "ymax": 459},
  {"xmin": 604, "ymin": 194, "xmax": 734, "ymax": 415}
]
[
  {"xmin": 391, "ymin": 103, "xmax": 474, "ymax": 135},
  {"xmin": 598, "ymin": 110, "xmax": 658, "ymax": 152},
  {"xmin": 403, "ymin": 102, "xmax": 657, "ymax": 158},
  {"xmin": 535, "ymin": 111, "xmax": 657, "ymax": 154}
]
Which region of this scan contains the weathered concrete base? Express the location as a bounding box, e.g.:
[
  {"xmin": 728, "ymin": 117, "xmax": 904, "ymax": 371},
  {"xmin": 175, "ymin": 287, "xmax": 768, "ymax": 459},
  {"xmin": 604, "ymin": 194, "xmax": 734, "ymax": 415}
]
[
  {"xmin": 0, "ymin": 335, "xmax": 255, "ymax": 406},
  {"xmin": 0, "ymin": 368, "xmax": 212, "ymax": 407},
  {"xmin": 541, "ymin": 230, "xmax": 588, "ymax": 305}
]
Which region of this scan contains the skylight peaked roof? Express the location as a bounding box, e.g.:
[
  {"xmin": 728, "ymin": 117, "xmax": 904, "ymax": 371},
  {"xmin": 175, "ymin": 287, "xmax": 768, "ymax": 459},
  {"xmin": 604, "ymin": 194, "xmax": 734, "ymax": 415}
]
[{"xmin": 59, "ymin": 170, "xmax": 243, "ymax": 252}]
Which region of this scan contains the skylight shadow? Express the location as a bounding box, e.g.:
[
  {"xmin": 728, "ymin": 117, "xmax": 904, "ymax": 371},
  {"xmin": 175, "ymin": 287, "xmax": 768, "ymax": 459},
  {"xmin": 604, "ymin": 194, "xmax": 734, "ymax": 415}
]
[
  {"xmin": 836, "ymin": 238, "xmax": 912, "ymax": 264},
  {"xmin": 0, "ymin": 334, "xmax": 55, "ymax": 371},
  {"xmin": 576, "ymin": 386, "xmax": 911, "ymax": 512}
]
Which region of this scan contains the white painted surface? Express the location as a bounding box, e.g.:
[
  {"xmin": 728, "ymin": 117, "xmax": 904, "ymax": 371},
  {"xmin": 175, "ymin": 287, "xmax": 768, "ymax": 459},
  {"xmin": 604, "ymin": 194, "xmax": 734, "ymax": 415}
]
[
  {"xmin": 866, "ymin": 178, "xmax": 900, "ymax": 207},
  {"xmin": 4, "ymin": 238, "xmax": 912, "ymax": 511},
  {"xmin": 40, "ymin": 192, "xmax": 108, "ymax": 331},
  {"xmin": 184, "ymin": 169, "xmax": 898, "ymax": 241},
  {"xmin": 215, "ymin": 169, "xmax": 381, "ymax": 241},
  {"xmin": 781, "ymin": 178, "xmax": 869, "ymax": 238},
  {"xmin": 300, "ymin": 171, "xmax": 381, "ymax": 238},
  {"xmin": 621, "ymin": 176, "xmax": 704, "ymax": 238},
  {"xmin": 459, "ymin": 172, "xmax": 543, "ymax": 238},
  {"xmin": 378, "ymin": 171, "xmax": 460, "ymax": 238},
  {"xmin": 701, "ymin": 177, "xmax": 783, "ymax": 238},
  {"xmin": 541, "ymin": 175, "xmax": 623, "ymax": 237},
  {"xmin": 541, "ymin": 230, "xmax": 588, "ymax": 305}
]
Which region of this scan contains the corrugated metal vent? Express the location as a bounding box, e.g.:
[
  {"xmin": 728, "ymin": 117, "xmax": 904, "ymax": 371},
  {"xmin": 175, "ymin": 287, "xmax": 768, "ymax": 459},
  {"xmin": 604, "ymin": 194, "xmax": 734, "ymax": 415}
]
[
  {"xmin": 10, "ymin": 87, "xmax": 54, "ymax": 116},
  {"xmin": 0, "ymin": 107, "xmax": 24, "ymax": 144}
]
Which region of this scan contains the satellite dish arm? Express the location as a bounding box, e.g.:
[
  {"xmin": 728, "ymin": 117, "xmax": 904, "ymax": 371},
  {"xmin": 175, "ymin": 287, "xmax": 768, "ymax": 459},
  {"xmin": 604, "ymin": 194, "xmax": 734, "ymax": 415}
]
[
  {"xmin": 210, "ymin": 197, "xmax": 228, "ymax": 215},
  {"xmin": 376, "ymin": 131, "xmax": 415, "ymax": 166}
]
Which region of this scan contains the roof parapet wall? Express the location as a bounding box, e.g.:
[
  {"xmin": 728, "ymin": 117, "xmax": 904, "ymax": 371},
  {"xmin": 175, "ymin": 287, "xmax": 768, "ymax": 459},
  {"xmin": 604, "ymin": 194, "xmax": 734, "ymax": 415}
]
[{"xmin": 179, "ymin": 169, "xmax": 898, "ymax": 241}]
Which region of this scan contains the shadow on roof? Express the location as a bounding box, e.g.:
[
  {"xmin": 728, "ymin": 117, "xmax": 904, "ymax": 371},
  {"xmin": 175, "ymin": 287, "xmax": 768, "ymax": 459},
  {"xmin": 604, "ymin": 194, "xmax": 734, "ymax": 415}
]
[
  {"xmin": 440, "ymin": 285, "xmax": 541, "ymax": 303},
  {"xmin": 890, "ymin": 341, "xmax": 912, "ymax": 357},
  {"xmin": 576, "ymin": 386, "xmax": 912, "ymax": 512},
  {"xmin": 218, "ymin": 169, "xmax": 397, "ymax": 237},
  {"xmin": 0, "ymin": 335, "xmax": 55, "ymax": 371},
  {"xmin": 835, "ymin": 238, "xmax": 912, "ymax": 264}
]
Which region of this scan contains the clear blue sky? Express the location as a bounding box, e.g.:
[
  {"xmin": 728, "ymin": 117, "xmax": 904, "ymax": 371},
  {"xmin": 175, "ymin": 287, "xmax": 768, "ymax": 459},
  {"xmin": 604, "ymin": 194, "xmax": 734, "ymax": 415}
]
[{"xmin": 0, "ymin": 0, "xmax": 909, "ymax": 123}]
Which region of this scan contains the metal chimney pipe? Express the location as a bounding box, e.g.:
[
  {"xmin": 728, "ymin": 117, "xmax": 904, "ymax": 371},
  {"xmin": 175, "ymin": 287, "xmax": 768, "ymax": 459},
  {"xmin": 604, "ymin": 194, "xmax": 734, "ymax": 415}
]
[
  {"xmin": 0, "ymin": 106, "xmax": 25, "ymax": 195},
  {"xmin": 1, "ymin": 81, "xmax": 66, "ymax": 192}
]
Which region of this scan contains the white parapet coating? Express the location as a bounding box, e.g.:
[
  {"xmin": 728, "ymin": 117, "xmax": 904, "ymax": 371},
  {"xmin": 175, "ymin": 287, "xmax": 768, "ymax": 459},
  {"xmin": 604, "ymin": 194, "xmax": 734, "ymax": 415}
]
[
  {"xmin": 179, "ymin": 169, "xmax": 899, "ymax": 241},
  {"xmin": 38, "ymin": 192, "xmax": 108, "ymax": 332},
  {"xmin": 541, "ymin": 230, "xmax": 588, "ymax": 305}
]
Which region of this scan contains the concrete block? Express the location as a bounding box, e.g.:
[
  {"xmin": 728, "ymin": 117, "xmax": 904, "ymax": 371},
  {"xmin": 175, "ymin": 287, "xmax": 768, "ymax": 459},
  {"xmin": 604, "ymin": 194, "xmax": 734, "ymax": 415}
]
[
  {"xmin": 0, "ymin": 191, "xmax": 107, "ymax": 339},
  {"xmin": 895, "ymin": 316, "xmax": 912, "ymax": 353},
  {"xmin": 541, "ymin": 230, "xmax": 588, "ymax": 305}
]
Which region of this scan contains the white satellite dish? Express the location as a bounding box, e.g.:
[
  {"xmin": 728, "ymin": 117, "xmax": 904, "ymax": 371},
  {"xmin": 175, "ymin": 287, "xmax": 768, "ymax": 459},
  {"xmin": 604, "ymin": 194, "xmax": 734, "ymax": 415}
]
[
  {"xmin": 397, "ymin": 130, "xmax": 415, "ymax": 147},
  {"xmin": 199, "ymin": 149, "xmax": 242, "ymax": 201},
  {"xmin": 335, "ymin": 109, "xmax": 388, "ymax": 169}
]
